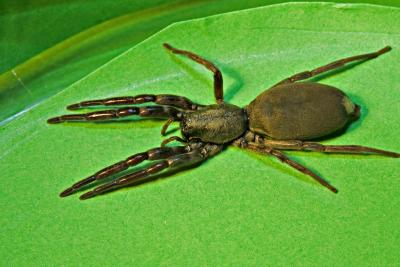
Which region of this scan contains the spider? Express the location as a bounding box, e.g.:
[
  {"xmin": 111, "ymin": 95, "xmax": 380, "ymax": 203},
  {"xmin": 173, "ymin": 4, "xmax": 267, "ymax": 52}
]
[{"xmin": 48, "ymin": 43, "xmax": 399, "ymax": 200}]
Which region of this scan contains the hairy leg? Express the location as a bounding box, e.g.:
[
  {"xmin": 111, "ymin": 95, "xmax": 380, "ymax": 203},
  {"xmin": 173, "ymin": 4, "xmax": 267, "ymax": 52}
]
[
  {"xmin": 163, "ymin": 43, "xmax": 224, "ymax": 103},
  {"xmin": 261, "ymin": 139, "xmax": 400, "ymax": 158},
  {"xmin": 234, "ymin": 136, "xmax": 338, "ymax": 193},
  {"xmin": 47, "ymin": 105, "xmax": 181, "ymax": 124},
  {"xmin": 67, "ymin": 94, "xmax": 203, "ymax": 110},
  {"xmin": 60, "ymin": 145, "xmax": 191, "ymax": 197},
  {"xmin": 274, "ymin": 46, "xmax": 391, "ymax": 87},
  {"xmin": 79, "ymin": 143, "xmax": 223, "ymax": 200}
]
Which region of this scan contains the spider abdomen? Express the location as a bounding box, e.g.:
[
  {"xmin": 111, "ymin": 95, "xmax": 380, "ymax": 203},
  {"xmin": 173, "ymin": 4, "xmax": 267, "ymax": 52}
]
[
  {"xmin": 246, "ymin": 82, "xmax": 360, "ymax": 140},
  {"xmin": 181, "ymin": 103, "xmax": 247, "ymax": 144}
]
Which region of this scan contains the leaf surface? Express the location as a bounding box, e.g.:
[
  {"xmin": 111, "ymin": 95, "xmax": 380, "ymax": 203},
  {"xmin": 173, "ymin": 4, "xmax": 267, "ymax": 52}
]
[{"xmin": 1, "ymin": 3, "xmax": 400, "ymax": 266}]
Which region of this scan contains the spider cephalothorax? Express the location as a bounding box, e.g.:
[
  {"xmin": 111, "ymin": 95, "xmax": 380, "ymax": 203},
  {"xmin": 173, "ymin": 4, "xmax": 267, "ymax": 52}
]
[
  {"xmin": 48, "ymin": 43, "xmax": 399, "ymax": 200},
  {"xmin": 180, "ymin": 103, "xmax": 247, "ymax": 143}
]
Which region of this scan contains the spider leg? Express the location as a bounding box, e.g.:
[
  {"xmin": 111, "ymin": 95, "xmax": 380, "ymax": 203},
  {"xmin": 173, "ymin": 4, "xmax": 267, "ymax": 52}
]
[
  {"xmin": 79, "ymin": 143, "xmax": 223, "ymax": 200},
  {"xmin": 161, "ymin": 136, "xmax": 187, "ymax": 147},
  {"xmin": 237, "ymin": 132, "xmax": 399, "ymax": 158},
  {"xmin": 60, "ymin": 145, "xmax": 190, "ymax": 197},
  {"xmin": 274, "ymin": 46, "xmax": 391, "ymax": 86},
  {"xmin": 47, "ymin": 105, "xmax": 181, "ymax": 124},
  {"xmin": 161, "ymin": 117, "xmax": 175, "ymax": 136},
  {"xmin": 163, "ymin": 43, "xmax": 224, "ymax": 103},
  {"xmin": 67, "ymin": 94, "xmax": 203, "ymax": 111},
  {"xmin": 261, "ymin": 140, "xmax": 400, "ymax": 158},
  {"xmin": 235, "ymin": 139, "xmax": 338, "ymax": 193}
]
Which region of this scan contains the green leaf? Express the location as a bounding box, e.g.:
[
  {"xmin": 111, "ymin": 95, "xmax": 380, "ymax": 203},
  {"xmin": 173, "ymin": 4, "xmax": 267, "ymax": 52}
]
[
  {"xmin": 0, "ymin": 0, "xmax": 279, "ymax": 123},
  {"xmin": 1, "ymin": 2, "xmax": 400, "ymax": 266}
]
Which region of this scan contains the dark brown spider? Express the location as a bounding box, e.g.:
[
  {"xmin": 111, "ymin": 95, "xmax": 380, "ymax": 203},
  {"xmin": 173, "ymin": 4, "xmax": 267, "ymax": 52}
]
[{"xmin": 48, "ymin": 43, "xmax": 399, "ymax": 200}]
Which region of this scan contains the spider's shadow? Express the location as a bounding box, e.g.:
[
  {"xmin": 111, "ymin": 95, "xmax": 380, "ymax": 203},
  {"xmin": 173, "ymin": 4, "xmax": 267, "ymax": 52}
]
[
  {"xmin": 308, "ymin": 60, "xmax": 366, "ymax": 83},
  {"xmin": 241, "ymin": 148, "xmax": 327, "ymax": 188},
  {"xmin": 60, "ymin": 117, "xmax": 165, "ymax": 131}
]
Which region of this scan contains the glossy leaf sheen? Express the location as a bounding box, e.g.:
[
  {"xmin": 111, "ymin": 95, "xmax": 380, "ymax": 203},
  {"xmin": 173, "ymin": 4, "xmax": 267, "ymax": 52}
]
[
  {"xmin": 1, "ymin": 3, "xmax": 400, "ymax": 266},
  {"xmin": 0, "ymin": 0, "xmax": 281, "ymax": 123}
]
